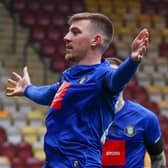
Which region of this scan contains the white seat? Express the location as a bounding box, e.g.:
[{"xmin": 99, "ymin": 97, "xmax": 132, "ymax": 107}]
[
  {"xmin": 0, "ymin": 156, "xmax": 11, "ymax": 168},
  {"xmin": 6, "ymin": 125, "xmax": 22, "ymax": 144}
]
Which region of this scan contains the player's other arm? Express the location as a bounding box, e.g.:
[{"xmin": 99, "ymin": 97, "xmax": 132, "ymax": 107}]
[
  {"xmin": 147, "ymin": 138, "xmax": 166, "ymax": 168},
  {"xmin": 105, "ymin": 28, "xmax": 149, "ymax": 92}
]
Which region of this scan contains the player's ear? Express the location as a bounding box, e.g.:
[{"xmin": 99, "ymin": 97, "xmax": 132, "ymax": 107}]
[{"xmin": 91, "ymin": 34, "xmax": 102, "ymax": 48}]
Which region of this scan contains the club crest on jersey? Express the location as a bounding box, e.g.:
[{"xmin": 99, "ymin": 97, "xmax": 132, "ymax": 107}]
[
  {"xmin": 124, "ymin": 125, "xmax": 136, "ymax": 137},
  {"xmin": 78, "ymin": 76, "xmax": 88, "ymax": 84}
]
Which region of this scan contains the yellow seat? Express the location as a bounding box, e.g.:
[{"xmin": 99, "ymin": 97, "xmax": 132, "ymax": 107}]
[
  {"xmin": 127, "ymin": 0, "xmax": 141, "ymax": 14},
  {"xmin": 27, "ymin": 110, "xmax": 45, "ymax": 127},
  {"xmin": 33, "ymin": 145, "xmax": 46, "ymax": 161},
  {"xmin": 0, "ymin": 110, "xmax": 11, "ymax": 118},
  {"xmin": 144, "ymin": 152, "xmax": 151, "ymax": 168},
  {"xmin": 137, "ymin": 14, "xmax": 152, "ymax": 29},
  {"xmin": 0, "ymin": 110, "xmax": 11, "ymax": 127},
  {"xmin": 161, "ymin": 28, "xmax": 168, "ymax": 43},
  {"xmin": 113, "ymin": 1, "xmax": 128, "ymax": 15},
  {"xmin": 158, "ymin": 100, "xmax": 168, "ymax": 116},
  {"xmin": 84, "ymin": 0, "xmax": 99, "ymax": 12},
  {"xmin": 22, "ymin": 125, "xmax": 38, "ymax": 144},
  {"xmin": 146, "ymin": 85, "xmax": 162, "ymax": 102},
  {"xmin": 151, "ymin": 14, "xmax": 166, "ymax": 30},
  {"xmin": 117, "ymin": 26, "xmax": 135, "ymax": 43}
]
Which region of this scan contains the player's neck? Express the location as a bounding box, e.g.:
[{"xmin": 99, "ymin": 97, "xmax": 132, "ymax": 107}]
[{"xmin": 115, "ymin": 97, "xmax": 125, "ymax": 113}]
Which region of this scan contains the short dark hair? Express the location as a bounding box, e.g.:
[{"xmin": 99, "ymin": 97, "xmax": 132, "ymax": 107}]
[{"xmin": 68, "ymin": 12, "xmax": 113, "ymax": 53}]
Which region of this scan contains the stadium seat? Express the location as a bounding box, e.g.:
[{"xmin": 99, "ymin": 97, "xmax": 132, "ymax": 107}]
[
  {"xmin": 50, "ymin": 59, "xmax": 66, "ymax": 72},
  {"xmin": 0, "ymin": 142, "xmax": 16, "ymax": 161},
  {"xmin": 0, "ymin": 110, "xmax": 11, "ymax": 128},
  {"xmin": 161, "ymin": 28, "xmax": 168, "ymax": 43},
  {"xmin": 0, "ymin": 156, "xmax": 10, "ymax": 168},
  {"xmin": 27, "ymin": 0, "xmax": 41, "ymax": 13},
  {"xmin": 84, "ymin": 0, "xmax": 99, "ymax": 13},
  {"xmin": 33, "ymin": 142, "xmax": 46, "ymax": 161},
  {"xmin": 41, "ymin": 0, "xmax": 56, "ymax": 13},
  {"xmin": 36, "ymin": 12, "xmax": 51, "ymax": 28},
  {"xmin": 40, "ymin": 39, "xmax": 57, "ymax": 58},
  {"xmin": 71, "ymin": 0, "xmax": 85, "ymax": 13},
  {"xmin": 151, "ymin": 73, "xmax": 166, "ymax": 87},
  {"xmin": 161, "ymin": 86, "xmax": 168, "ymax": 100},
  {"xmin": 158, "ymin": 100, "xmax": 168, "ymax": 116},
  {"xmin": 141, "ymin": 101, "xmax": 160, "ymax": 116},
  {"xmin": 46, "ymin": 25, "xmax": 61, "ymax": 42},
  {"xmin": 0, "ymin": 126, "xmax": 7, "ymax": 144},
  {"xmin": 137, "ymin": 72, "xmax": 152, "ymax": 87},
  {"xmin": 21, "ymin": 126, "xmax": 38, "ymax": 144},
  {"xmin": 13, "ymin": 0, "xmax": 26, "ymax": 14},
  {"xmin": 6, "ymin": 125, "xmax": 22, "ymax": 144},
  {"xmin": 31, "ymin": 24, "xmax": 47, "ymax": 43},
  {"xmin": 146, "ymin": 85, "xmax": 162, "ymax": 102},
  {"xmin": 27, "ymin": 110, "xmax": 44, "ymax": 127},
  {"xmin": 25, "ymin": 157, "xmax": 44, "ymax": 168},
  {"xmin": 159, "ymin": 41, "xmax": 168, "ymax": 58},
  {"xmin": 151, "ymin": 14, "xmax": 166, "ymax": 30},
  {"xmin": 16, "ymin": 141, "xmax": 33, "ymax": 161},
  {"xmin": 21, "ymin": 10, "xmax": 37, "ymax": 28},
  {"xmin": 137, "ymin": 14, "xmax": 152, "ymax": 29},
  {"xmin": 133, "ymin": 86, "xmax": 149, "ymax": 104},
  {"xmin": 11, "ymin": 157, "xmax": 25, "ymax": 168}
]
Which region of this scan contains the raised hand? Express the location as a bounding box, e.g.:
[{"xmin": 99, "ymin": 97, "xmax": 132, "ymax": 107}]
[
  {"xmin": 6, "ymin": 66, "xmax": 31, "ymax": 97},
  {"xmin": 131, "ymin": 28, "xmax": 149, "ymax": 61}
]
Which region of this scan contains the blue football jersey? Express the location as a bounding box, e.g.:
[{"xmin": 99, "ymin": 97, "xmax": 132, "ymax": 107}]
[
  {"xmin": 24, "ymin": 58, "xmax": 139, "ymax": 168},
  {"xmin": 102, "ymin": 100, "xmax": 161, "ymax": 168}
]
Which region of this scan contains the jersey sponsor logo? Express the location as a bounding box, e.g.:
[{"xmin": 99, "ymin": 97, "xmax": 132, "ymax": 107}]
[
  {"xmin": 51, "ymin": 82, "xmax": 70, "ymax": 109},
  {"xmin": 124, "ymin": 125, "xmax": 136, "ymax": 137},
  {"xmin": 78, "ymin": 76, "xmax": 88, "ymax": 84},
  {"xmin": 102, "ymin": 140, "xmax": 126, "ymax": 166}
]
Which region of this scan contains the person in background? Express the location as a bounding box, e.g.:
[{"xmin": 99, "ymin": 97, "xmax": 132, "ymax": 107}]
[
  {"xmin": 101, "ymin": 57, "xmax": 166, "ymax": 168},
  {"xmin": 6, "ymin": 12, "xmax": 149, "ymax": 168}
]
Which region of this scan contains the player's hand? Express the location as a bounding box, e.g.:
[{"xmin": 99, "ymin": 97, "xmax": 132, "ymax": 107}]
[
  {"xmin": 131, "ymin": 28, "xmax": 149, "ymax": 61},
  {"xmin": 6, "ymin": 66, "xmax": 31, "ymax": 96}
]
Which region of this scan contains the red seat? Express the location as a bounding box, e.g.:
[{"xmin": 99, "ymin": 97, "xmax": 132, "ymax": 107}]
[
  {"xmin": 71, "ymin": 0, "xmax": 85, "ymax": 13},
  {"xmin": 0, "ymin": 142, "xmax": 16, "ymax": 161},
  {"xmin": 159, "ymin": 42, "xmax": 168, "ymax": 58},
  {"xmin": 16, "ymin": 141, "xmax": 33, "ymax": 162},
  {"xmin": 123, "ymin": 86, "xmax": 134, "ymax": 100},
  {"xmin": 21, "ymin": 10, "xmax": 37, "ymax": 28},
  {"xmin": 50, "ymin": 59, "xmax": 66, "ymax": 72},
  {"xmin": 103, "ymin": 43, "xmax": 117, "ymax": 58},
  {"xmin": 11, "ymin": 157, "xmax": 25, "ymax": 168},
  {"xmin": 25, "ymin": 157, "xmax": 44, "ymax": 168},
  {"xmin": 54, "ymin": 0, "xmax": 72, "ymax": 15},
  {"xmin": 133, "ymin": 86, "xmax": 149, "ymax": 103},
  {"xmin": 36, "ymin": 11, "xmax": 51, "ymax": 28},
  {"xmin": 40, "ymin": 39, "xmax": 57, "ymax": 58},
  {"xmin": 27, "ymin": 0, "xmax": 41, "ymax": 12},
  {"xmin": 47, "ymin": 25, "xmax": 62, "ymax": 42},
  {"xmin": 51, "ymin": 13, "xmax": 66, "ymax": 28},
  {"xmin": 31, "ymin": 24, "xmax": 47, "ymax": 43},
  {"xmin": 141, "ymin": 101, "xmax": 160, "ymax": 116},
  {"xmin": 0, "ymin": 126, "xmax": 7, "ymax": 144},
  {"xmin": 13, "ymin": 0, "xmax": 26, "ymax": 13},
  {"xmin": 41, "ymin": 0, "xmax": 56, "ymax": 13}
]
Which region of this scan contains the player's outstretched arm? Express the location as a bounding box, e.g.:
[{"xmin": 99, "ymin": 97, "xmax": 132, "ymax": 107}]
[
  {"xmin": 131, "ymin": 28, "xmax": 149, "ymax": 61},
  {"xmin": 6, "ymin": 66, "xmax": 31, "ymax": 97}
]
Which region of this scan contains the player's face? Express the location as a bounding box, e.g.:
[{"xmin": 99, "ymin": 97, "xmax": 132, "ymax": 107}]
[{"xmin": 64, "ymin": 20, "xmax": 93, "ymax": 63}]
